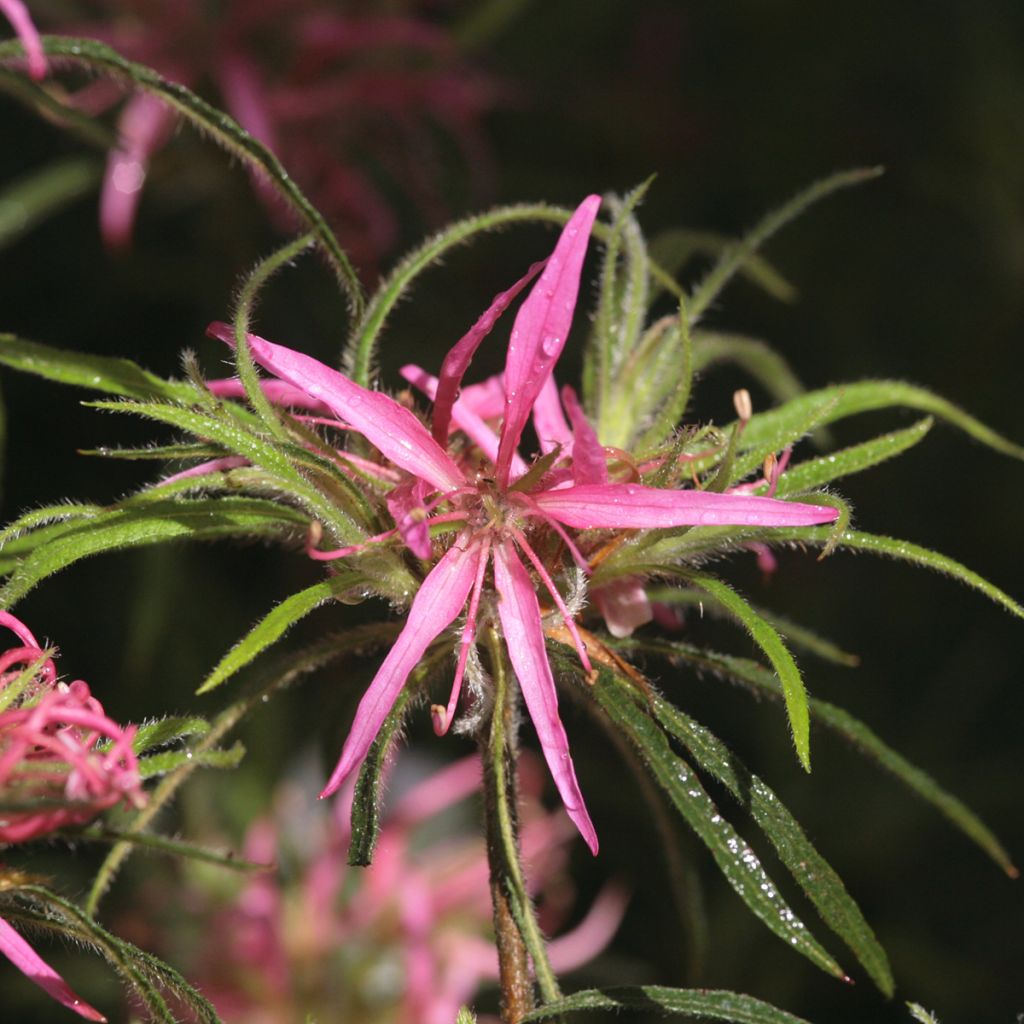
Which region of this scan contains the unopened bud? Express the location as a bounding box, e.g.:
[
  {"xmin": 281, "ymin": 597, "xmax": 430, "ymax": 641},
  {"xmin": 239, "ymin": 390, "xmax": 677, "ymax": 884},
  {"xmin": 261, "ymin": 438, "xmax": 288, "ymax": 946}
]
[
  {"xmin": 762, "ymin": 451, "xmax": 778, "ymax": 483},
  {"xmin": 430, "ymin": 704, "xmax": 448, "ymax": 736},
  {"xmin": 733, "ymin": 388, "xmax": 753, "ymax": 423}
]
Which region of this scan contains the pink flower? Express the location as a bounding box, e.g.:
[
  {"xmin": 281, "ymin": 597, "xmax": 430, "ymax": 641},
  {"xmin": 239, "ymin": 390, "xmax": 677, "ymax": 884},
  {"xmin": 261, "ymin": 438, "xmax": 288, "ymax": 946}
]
[
  {"xmin": 0, "ymin": 0, "xmax": 46, "ymax": 79},
  {"xmin": 0, "ymin": 610, "xmax": 145, "ymax": 1021},
  {"xmin": 173, "ymin": 755, "xmax": 626, "ymax": 1024},
  {"xmin": 0, "ymin": 611, "xmax": 145, "ymax": 845},
  {"xmin": 212, "ymin": 196, "xmax": 839, "ymax": 855}
]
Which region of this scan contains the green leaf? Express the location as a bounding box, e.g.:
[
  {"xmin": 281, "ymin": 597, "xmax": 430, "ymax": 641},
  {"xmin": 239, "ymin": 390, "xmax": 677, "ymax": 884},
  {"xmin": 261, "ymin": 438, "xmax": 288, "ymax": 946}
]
[
  {"xmin": 1, "ymin": 34, "xmax": 363, "ymax": 317},
  {"xmin": 586, "ymin": 667, "xmax": 844, "ymax": 979},
  {"xmin": 650, "ymin": 697, "xmax": 892, "ymax": 993},
  {"xmin": 0, "ymin": 157, "xmax": 101, "ymax": 249},
  {"xmin": 685, "ymin": 574, "xmax": 812, "ymax": 771},
  {"xmin": 138, "ymin": 741, "xmax": 245, "ymax": 778},
  {"xmin": 617, "ymin": 637, "xmax": 1017, "ymax": 877},
  {"xmin": 0, "ymin": 497, "xmax": 307, "ymax": 606},
  {"xmin": 523, "ymin": 986, "xmax": 813, "ymax": 1023},
  {"xmin": 132, "ymin": 715, "xmax": 211, "ymax": 754},
  {"xmin": 692, "ymin": 331, "xmax": 809, "ymax": 408},
  {"xmin": 771, "ymin": 418, "xmax": 932, "ymax": 494},
  {"xmin": 0, "ymin": 333, "xmax": 197, "ymax": 402},
  {"xmin": 78, "ymin": 827, "xmax": 271, "ymax": 872},
  {"xmin": 767, "ymin": 528, "xmax": 1024, "ymax": 620},
  {"xmin": 645, "ymin": 588, "xmax": 860, "ymax": 667},
  {"xmin": 741, "ymin": 380, "xmax": 1024, "ymax": 462},
  {"xmin": 199, "ymin": 573, "xmax": 362, "ymax": 694},
  {"xmin": 688, "ymin": 168, "xmax": 883, "ymax": 323}
]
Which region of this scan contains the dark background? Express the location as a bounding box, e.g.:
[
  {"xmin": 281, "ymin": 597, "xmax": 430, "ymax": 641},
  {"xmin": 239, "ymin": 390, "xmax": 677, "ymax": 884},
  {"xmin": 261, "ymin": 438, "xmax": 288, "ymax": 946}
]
[{"xmin": 2, "ymin": 2, "xmax": 1022, "ymax": 1022}]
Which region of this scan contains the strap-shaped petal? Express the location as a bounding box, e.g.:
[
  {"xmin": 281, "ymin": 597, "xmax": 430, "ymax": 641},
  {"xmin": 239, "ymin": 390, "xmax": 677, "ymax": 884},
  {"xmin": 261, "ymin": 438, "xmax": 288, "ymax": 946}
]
[
  {"xmin": 531, "ymin": 482, "xmax": 840, "ymax": 529},
  {"xmin": 533, "ymin": 375, "xmax": 573, "ymax": 455},
  {"xmin": 0, "ymin": 917, "xmax": 106, "ymax": 1021},
  {"xmin": 562, "ymin": 385, "xmax": 607, "ymax": 484},
  {"xmin": 320, "ymin": 537, "xmax": 485, "ymax": 797},
  {"xmin": 492, "ymin": 541, "xmax": 598, "ymax": 854},
  {"xmin": 432, "ymin": 260, "xmax": 544, "ymax": 443},
  {"xmin": 209, "ymin": 323, "xmax": 465, "ymax": 492},
  {"xmin": 1, "ymin": 0, "xmax": 46, "ymax": 80},
  {"xmin": 496, "ymin": 195, "xmax": 602, "ymax": 486}
]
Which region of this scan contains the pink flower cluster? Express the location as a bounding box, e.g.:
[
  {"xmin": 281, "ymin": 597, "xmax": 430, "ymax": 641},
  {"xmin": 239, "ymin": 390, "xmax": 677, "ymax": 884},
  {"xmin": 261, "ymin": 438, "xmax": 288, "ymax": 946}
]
[
  {"xmin": 1, "ymin": 609, "xmax": 144, "ymax": 1021},
  {"xmin": 175, "ymin": 756, "xmax": 626, "ymax": 1024}
]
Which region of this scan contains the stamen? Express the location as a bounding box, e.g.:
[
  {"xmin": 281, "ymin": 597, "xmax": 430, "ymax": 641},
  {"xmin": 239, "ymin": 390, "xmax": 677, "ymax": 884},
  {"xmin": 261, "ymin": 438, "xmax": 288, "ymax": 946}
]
[{"xmin": 510, "ymin": 527, "xmax": 593, "ymax": 674}]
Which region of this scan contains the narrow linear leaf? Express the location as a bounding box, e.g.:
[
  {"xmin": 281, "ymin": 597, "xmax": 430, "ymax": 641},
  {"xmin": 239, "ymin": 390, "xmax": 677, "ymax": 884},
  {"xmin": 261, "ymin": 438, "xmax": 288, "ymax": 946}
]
[
  {"xmin": 0, "ymin": 333, "xmax": 196, "ymax": 402},
  {"xmin": 523, "ymin": 985, "xmax": 813, "ymax": 1022},
  {"xmin": 200, "ymin": 572, "xmax": 363, "ymax": 694},
  {"xmin": 615, "ymin": 637, "xmax": 1017, "ymax": 877},
  {"xmin": 138, "ymin": 741, "xmax": 245, "ymax": 779},
  {"xmin": 650, "ymin": 697, "xmax": 892, "ymax": 994},
  {"xmin": 688, "ymin": 168, "xmax": 883, "ymax": 323},
  {"xmin": 768, "ymin": 528, "xmax": 1024, "ymax": 620},
  {"xmin": 132, "ymin": 715, "xmax": 211, "ymax": 754},
  {"xmin": 586, "ymin": 667, "xmax": 844, "ymax": 979},
  {"xmin": 79, "ymin": 827, "xmax": 271, "ymax": 872},
  {"xmin": 0, "ymin": 498, "xmax": 307, "ymax": 606},
  {"xmin": 0, "ymin": 156, "xmax": 101, "ymax": 249},
  {"xmin": 686, "ymin": 574, "xmax": 812, "ymax": 771},
  {"xmin": 692, "ymin": 332, "xmax": 810, "ymax": 409},
  {"xmin": 741, "ymin": 380, "xmax": 1024, "ymax": 462}
]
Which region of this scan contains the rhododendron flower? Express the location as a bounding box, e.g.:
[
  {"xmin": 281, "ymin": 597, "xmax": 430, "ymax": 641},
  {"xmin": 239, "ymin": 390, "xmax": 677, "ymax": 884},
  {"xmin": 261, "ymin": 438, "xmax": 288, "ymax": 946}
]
[
  {"xmin": 172, "ymin": 755, "xmax": 626, "ymax": 1024},
  {"xmin": 0, "ymin": 610, "xmax": 144, "ymax": 1021},
  {"xmin": 0, "ymin": 0, "xmax": 45, "ymax": 79},
  {"xmin": 212, "ymin": 195, "xmax": 839, "ymax": 854}
]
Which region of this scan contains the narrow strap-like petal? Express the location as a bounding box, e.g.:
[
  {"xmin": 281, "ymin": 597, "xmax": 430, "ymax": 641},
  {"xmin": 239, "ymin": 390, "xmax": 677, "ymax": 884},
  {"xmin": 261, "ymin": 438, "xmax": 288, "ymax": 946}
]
[
  {"xmin": 531, "ymin": 482, "xmax": 840, "ymax": 530},
  {"xmin": 459, "ymin": 373, "xmax": 506, "ymax": 420},
  {"xmin": 0, "ymin": 917, "xmax": 107, "ymax": 1021},
  {"xmin": 206, "ymin": 376, "xmax": 332, "ymax": 411},
  {"xmin": 496, "ymin": 195, "xmax": 602, "ymax": 487},
  {"xmin": 492, "ymin": 541, "xmax": 598, "ymax": 854},
  {"xmin": 533, "ymin": 375, "xmax": 573, "ymax": 455},
  {"xmin": 386, "ymin": 478, "xmax": 432, "ymax": 559},
  {"xmin": 1, "ymin": 0, "xmax": 46, "ymax": 80},
  {"xmin": 432, "ymin": 260, "xmax": 544, "ymax": 443},
  {"xmin": 320, "ymin": 537, "xmax": 484, "ymax": 797},
  {"xmin": 209, "ymin": 323, "xmax": 466, "ymax": 492},
  {"xmin": 561, "ymin": 384, "xmax": 607, "ymax": 484},
  {"xmin": 400, "ymin": 364, "xmax": 527, "ymax": 478}
]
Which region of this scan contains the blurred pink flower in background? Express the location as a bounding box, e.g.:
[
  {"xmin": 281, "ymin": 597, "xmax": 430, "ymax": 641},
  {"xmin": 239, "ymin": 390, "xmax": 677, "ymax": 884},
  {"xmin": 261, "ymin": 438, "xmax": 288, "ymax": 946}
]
[
  {"xmin": 167, "ymin": 754, "xmax": 626, "ymax": 1024},
  {"xmin": 0, "ymin": 609, "xmax": 144, "ymax": 1021},
  {"xmin": 46, "ymin": 0, "xmax": 499, "ymax": 270}
]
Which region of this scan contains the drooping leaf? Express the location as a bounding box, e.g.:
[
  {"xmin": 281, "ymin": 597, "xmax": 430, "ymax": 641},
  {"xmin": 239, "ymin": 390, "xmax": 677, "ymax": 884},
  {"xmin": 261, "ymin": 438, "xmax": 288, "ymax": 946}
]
[
  {"xmin": 132, "ymin": 715, "xmax": 211, "ymax": 754},
  {"xmin": 0, "ymin": 157, "xmax": 101, "ymax": 249},
  {"xmin": 692, "ymin": 331, "xmax": 809, "ymax": 410},
  {"xmin": 586, "ymin": 666, "xmax": 844, "ymax": 979},
  {"xmin": 685, "ymin": 574, "xmax": 812, "ymax": 771},
  {"xmin": 78, "ymin": 827, "xmax": 271, "ymax": 872},
  {"xmin": 616, "ymin": 636, "xmax": 1017, "ymax": 877},
  {"xmin": 199, "ymin": 572, "xmax": 363, "ymax": 694},
  {"xmin": 523, "ymin": 986, "xmax": 813, "ymax": 1023},
  {"xmin": 650, "ymin": 697, "xmax": 892, "ymax": 993}
]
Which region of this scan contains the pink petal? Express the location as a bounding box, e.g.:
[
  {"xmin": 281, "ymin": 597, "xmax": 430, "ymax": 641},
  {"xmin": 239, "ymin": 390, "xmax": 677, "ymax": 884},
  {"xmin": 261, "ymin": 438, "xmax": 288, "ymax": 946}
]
[
  {"xmin": 496, "ymin": 195, "xmax": 602, "ymax": 486},
  {"xmin": 1, "ymin": 0, "xmax": 46, "ymax": 80},
  {"xmin": 400, "ymin": 364, "xmax": 527, "ymax": 478},
  {"xmin": 208, "ymin": 323, "xmax": 465, "ymax": 493},
  {"xmin": 531, "ymin": 482, "xmax": 840, "ymax": 530},
  {"xmin": 386, "ymin": 478, "xmax": 432, "ymax": 559},
  {"xmin": 561, "ymin": 384, "xmax": 607, "ymax": 484},
  {"xmin": 0, "ymin": 917, "xmax": 107, "ymax": 1021},
  {"xmin": 206, "ymin": 376, "xmax": 332, "ymax": 412},
  {"xmin": 533, "ymin": 375, "xmax": 573, "ymax": 455},
  {"xmin": 320, "ymin": 537, "xmax": 484, "ymax": 797},
  {"xmin": 391, "ymin": 755, "xmax": 482, "ymax": 827},
  {"xmin": 160, "ymin": 456, "xmax": 249, "ymax": 487},
  {"xmin": 100, "ymin": 93, "xmax": 176, "ymax": 249},
  {"xmin": 547, "ymin": 881, "xmax": 629, "ymax": 973},
  {"xmin": 458, "ymin": 373, "xmax": 506, "ymax": 419},
  {"xmin": 0, "ymin": 609, "xmax": 42, "ymax": 649},
  {"xmin": 432, "ymin": 259, "xmax": 544, "ymax": 443},
  {"xmin": 593, "ymin": 576, "xmax": 653, "ymax": 638},
  {"xmin": 492, "ymin": 541, "xmax": 598, "ymax": 854}
]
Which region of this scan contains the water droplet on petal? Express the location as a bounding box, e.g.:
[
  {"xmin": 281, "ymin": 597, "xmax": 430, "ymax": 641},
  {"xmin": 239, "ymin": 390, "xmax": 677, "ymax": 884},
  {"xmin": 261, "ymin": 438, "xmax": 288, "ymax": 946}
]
[{"xmin": 541, "ymin": 335, "xmax": 561, "ymax": 357}]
